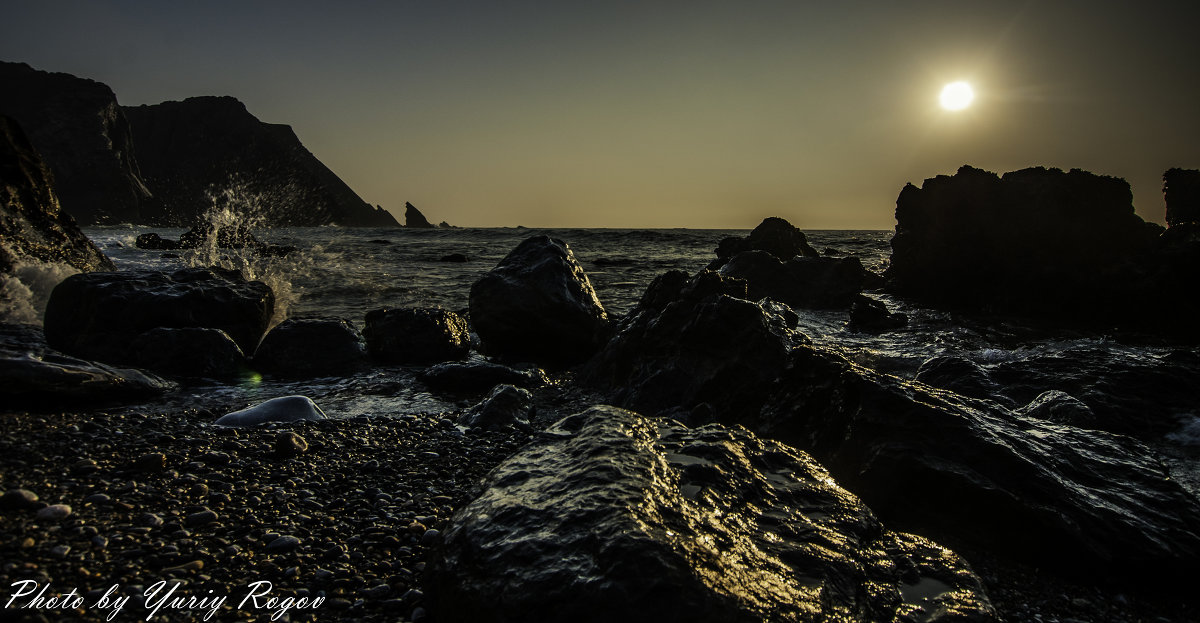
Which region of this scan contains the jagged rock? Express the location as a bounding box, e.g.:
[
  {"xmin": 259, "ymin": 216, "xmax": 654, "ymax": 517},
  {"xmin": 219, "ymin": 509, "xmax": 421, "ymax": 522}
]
[
  {"xmin": 43, "ymin": 267, "xmax": 273, "ymax": 363},
  {"xmin": 717, "ymin": 251, "xmax": 870, "ymax": 309},
  {"xmin": 469, "ymin": 236, "xmax": 610, "ymax": 366},
  {"xmin": 0, "ymin": 62, "xmax": 152, "ymax": 225},
  {"xmin": 123, "ymin": 96, "xmax": 397, "ymax": 227},
  {"xmin": 428, "ymin": 405, "xmax": 996, "ymax": 623},
  {"xmin": 583, "ymin": 270, "xmax": 798, "ymax": 425},
  {"xmin": 757, "ymin": 345, "xmax": 1200, "ymax": 585},
  {"xmin": 404, "ymin": 202, "xmax": 436, "ymax": 228},
  {"xmin": 362, "ymin": 307, "xmax": 470, "ymax": 364},
  {"xmin": 713, "ymin": 217, "xmax": 819, "ymax": 263},
  {"xmin": 1165, "ymin": 168, "xmax": 1200, "ymax": 227},
  {"xmin": 848, "ymin": 294, "xmax": 908, "ymax": 333},
  {"xmin": 418, "ymin": 360, "xmax": 547, "ymax": 394},
  {"xmin": 133, "ymin": 232, "xmax": 180, "ymax": 250},
  {"xmin": 214, "ymin": 395, "xmax": 326, "ymax": 427},
  {"xmin": 253, "ymin": 317, "xmax": 369, "ymax": 377},
  {"xmin": 457, "ymin": 384, "xmax": 534, "ymax": 430},
  {"xmin": 1, "ymin": 115, "xmax": 113, "ymax": 278},
  {"xmin": 129, "ymin": 327, "xmax": 248, "ymax": 378},
  {"xmin": 885, "ymin": 166, "xmax": 1161, "ymax": 322},
  {"xmin": 0, "ymin": 323, "xmax": 174, "ymax": 403},
  {"xmin": 438, "ymin": 221, "xmax": 454, "ymax": 229}
]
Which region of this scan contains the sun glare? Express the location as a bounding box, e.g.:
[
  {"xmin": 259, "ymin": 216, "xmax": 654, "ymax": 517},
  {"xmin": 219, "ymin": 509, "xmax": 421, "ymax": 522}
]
[{"xmin": 939, "ymin": 81, "xmax": 974, "ymax": 111}]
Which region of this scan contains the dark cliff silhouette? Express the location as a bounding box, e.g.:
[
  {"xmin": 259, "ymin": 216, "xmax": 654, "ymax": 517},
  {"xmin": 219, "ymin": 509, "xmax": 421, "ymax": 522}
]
[
  {"xmin": 404, "ymin": 202, "xmax": 437, "ymax": 228},
  {"xmin": 124, "ymin": 96, "xmax": 397, "ymax": 227},
  {"xmin": 0, "ymin": 61, "xmax": 153, "ymax": 225}
]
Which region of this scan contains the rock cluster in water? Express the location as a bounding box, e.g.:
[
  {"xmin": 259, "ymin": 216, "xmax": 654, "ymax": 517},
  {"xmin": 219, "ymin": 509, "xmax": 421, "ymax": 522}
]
[{"xmin": 428, "ymin": 405, "xmax": 996, "ymax": 622}]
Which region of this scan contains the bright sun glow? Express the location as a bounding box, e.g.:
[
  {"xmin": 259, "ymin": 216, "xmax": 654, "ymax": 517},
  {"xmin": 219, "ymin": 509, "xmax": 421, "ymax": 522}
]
[{"xmin": 939, "ymin": 81, "xmax": 975, "ymax": 111}]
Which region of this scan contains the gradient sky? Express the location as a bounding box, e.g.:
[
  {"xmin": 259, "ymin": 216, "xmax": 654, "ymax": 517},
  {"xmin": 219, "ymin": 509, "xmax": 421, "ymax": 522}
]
[{"xmin": 3, "ymin": 1, "xmax": 1198, "ymax": 228}]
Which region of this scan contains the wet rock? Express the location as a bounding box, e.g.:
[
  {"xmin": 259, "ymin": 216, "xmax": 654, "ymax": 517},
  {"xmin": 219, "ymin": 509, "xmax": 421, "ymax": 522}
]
[
  {"xmin": 362, "ymin": 308, "xmax": 470, "ymax": 364},
  {"xmin": 469, "ymin": 235, "xmax": 609, "ymax": 366},
  {"xmin": 418, "ymin": 360, "xmax": 548, "ymax": 394},
  {"xmin": 404, "ymin": 202, "xmax": 436, "ymax": 228},
  {"xmin": 428, "ymin": 405, "xmax": 996, "ymax": 623},
  {"xmin": 215, "ymin": 395, "xmax": 326, "ymax": 427},
  {"xmin": 133, "ymin": 232, "xmax": 180, "ymax": 250},
  {"xmin": 43, "ymin": 267, "xmax": 274, "ymax": 363},
  {"xmin": 1015, "ymin": 390, "xmax": 1097, "ymax": 428},
  {"xmin": 0, "ymin": 323, "xmax": 174, "ymax": 403},
  {"xmin": 717, "ymin": 251, "xmax": 871, "ymax": 309},
  {"xmin": 253, "ymin": 317, "xmax": 369, "ymax": 377},
  {"xmin": 266, "ymin": 535, "xmax": 301, "ymax": 553},
  {"xmin": 35, "ymin": 504, "xmax": 72, "ymax": 521},
  {"xmin": 129, "ymin": 327, "xmax": 248, "ymax": 378},
  {"xmin": 914, "ymin": 356, "xmax": 1014, "ymax": 406},
  {"xmin": 583, "ymin": 270, "xmax": 797, "ymax": 425},
  {"xmin": 274, "ymin": 432, "xmax": 308, "ymax": 458},
  {"xmin": 712, "ymin": 216, "xmax": 819, "ymax": 263},
  {"xmin": 458, "ymin": 385, "xmax": 533, "ymax": 431},
  {"xmin": 758, "ymin": 344, "xmax": 1200, "ymax": 585},
  {"xmin": 0, "ymin": 114, "xmax": 114, "ymax": 276},
  {"xmin": 848, "ymin": 294, "xmax": 908, "ymax": 333},
  {"xmin": 184, "ymin": 509, "xmax": 218, "ymax": 527},
  {"xmin": 133, "ymin": 453, "xmax": 167, "ymax": 472},
  {"xmin": 1, "ymin": 488, "xmax": 39, "ymax": 509}
]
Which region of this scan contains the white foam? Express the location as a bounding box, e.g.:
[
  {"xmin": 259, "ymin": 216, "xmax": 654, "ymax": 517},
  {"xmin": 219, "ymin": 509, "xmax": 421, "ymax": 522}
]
[
  {"xmin": 0, "ymin": 256, "xmax": 80, "ymax": 325},
  {"xmin": 1166, "ymin": 416, "xmax": 1200, "ymax": 447}
]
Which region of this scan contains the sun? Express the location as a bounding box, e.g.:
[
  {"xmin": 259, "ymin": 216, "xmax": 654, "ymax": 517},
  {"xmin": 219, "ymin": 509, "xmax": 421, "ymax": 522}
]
[{"xmin": 939, "ymin": 81, "xmax": 975, "ymax": 111}]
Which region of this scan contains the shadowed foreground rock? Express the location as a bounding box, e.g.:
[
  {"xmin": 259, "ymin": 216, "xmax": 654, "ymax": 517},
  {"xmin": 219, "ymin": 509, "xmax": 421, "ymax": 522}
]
[
  {"xmin": 43, "ymin": 266, "xmax": 274, "ymax": 363},
  {"xmin": 712, "ymin": 216, "xmax": 819, "ymax": 263},
  {"xmin": 469, "ymin": 235, "xmax": 609, "ymax": 365},
  {"xmin": 428, "ymin": 405, "xmax": 996, "ymax": 623},
  {"xmin": 254, "ymin": 317, "xmax": 369, "ymax": 377},
  {"xmin": 362, "ymin": 308, "xmax": 470, "ymax": 364},
  {"xmin": 717, "ymin": 250, "xmax": 872, "ymax": 309},
  {"xmin": 758, "ymin": 345, "xmax": 1200, "ymax": 585}
]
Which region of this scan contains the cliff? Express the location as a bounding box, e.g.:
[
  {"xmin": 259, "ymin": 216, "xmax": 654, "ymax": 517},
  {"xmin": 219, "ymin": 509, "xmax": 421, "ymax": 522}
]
[
  {"xmin": 123, "ymin": 96, "xmax": 397, "ymax": 227},
  {"xmin": 0, "ymin": 61, "xmax": 153, "ymax": 225}
]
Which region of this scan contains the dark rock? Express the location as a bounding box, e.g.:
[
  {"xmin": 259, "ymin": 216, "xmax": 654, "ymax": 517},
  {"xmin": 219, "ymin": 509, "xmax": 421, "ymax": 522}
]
[
  {"xmin": 123, "ymin": 96, "xmax": 398, "ymax": 227},
  {"xmin": 43, "ymin": 266, "xmax": 273, "ymax": 363},
  {"xmin": 0, "ymin": 61, "xmax": 152, "ymax": 225},
  {"xmin": 134, "ymin": 232, "xmax": 180, "ymax": 250},
  {"xmin": 1, "ymin": 488, "xmax": 40, "ymax": 509},
  {"xmin": 717, "ymin": 251, "xmax": 870, "ymax": 309},
  {"xmin": 428, "ymin": 405, "xmax": 996, "ymax": 623},
  {"xmin": 129, "ymin": 327, "xmax": 249, "ymax": 378},
  {"xmin": 362, "ymin": 308, "xmax": 470, "ymax": 364},
  {"xmin": 713, "ymin": 217, "xmax": 819, "ymax": 263},
  {"xmin": 885, "ymin": 166, "xmax": 1177, "ymax": 329},
  {"xmin": 35, "ymin": 504, "xmax": 73, "ymax": 521},
  {"xmin": 469, "ymin": 236, "xmax": 609, "ymax": 366},
  {"xmin": 254, "ymin": 318, "xmax": 369, "ymax": 377},
  {"xmin": 848, "ymin": 294, "xmax": 908, "ymax": 332},
  {"xmin": 1164, "ymin": 168, "xmax": 1200, "ymax": 227},
  {"xmin": 0, "ymin": 323, "xmax": 174, "ymax": 403},
  {"xmin": 133, "ymin": 452, "xmax": 167, "ymax": 472},
  {"xmin": 178, "ymin": 221, "xmax": 259, "ymax": 249},
  {"xmin": 583, "ymin": 270, "xmax": 797, "ymax": 425},
  {"xmin": 438, "ymin": 221, "xmax": 454, "ymax": 229},
  {"xmin": 0, "ymin": 115, "xmax": 115, "ymax": 278},
  {"xmin": 1015, "ymin": 390, "xmax": 1097, "ymax": 428},
  {"xmin": 184, "ymin": 509, "xmax": 219, "ymax": 527},
  {"xmin": 914, "ymin": 356, "xmax": 1013, "ymax": 406},
  {"xmin": 458, "ymin": 385, "xmax": 534, "ymax": 430},
  {"xmin": 757, "ymin": 344, "xmax": 1200, "ymax": 585},
  {"xmin": 214, "ymin": 395, "xmax": 327, "ymax": 427},
  {"xmin": 265, "ymin": 535, "xmax": 301, "ymax": 553},
  {"xmin": 438, "ymin": 253, "xmax": 468, "ymax": 263},
  {"xmin": 418, "ymin": 360, "xmax": 547, "ymax": 394},
  {"xmin": 274, "ymin": 432, "xmax": 308, "ymax": 458},
  {"xmin": 404, "ymin": 202, "xmax": 436, "ymax": 228}
]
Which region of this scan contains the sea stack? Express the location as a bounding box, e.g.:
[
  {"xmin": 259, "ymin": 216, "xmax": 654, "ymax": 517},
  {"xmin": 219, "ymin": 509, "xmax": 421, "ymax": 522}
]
[{"xmin": 405, "ymin": 202, "xmax": 437, "ymax": 228}]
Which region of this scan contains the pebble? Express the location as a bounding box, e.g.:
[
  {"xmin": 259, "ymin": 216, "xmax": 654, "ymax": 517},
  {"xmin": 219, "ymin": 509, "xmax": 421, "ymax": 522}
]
[
  {"xmin": 420, "ymin": 529, "xmax": 442, "ymax": 546},
  {"xmin": 82, "ymin": 493, "xmax": 112, "ymax": 505},
  {"xmin": 34, "ymin": 504, "xmax": 73, "ymax": 521},
  {"xmin": 275, "ymin": 432, "xmax": 308, "ymax": 458},
  {"xmin": 138, "ymin": 513, "xmax": 164, "ymax": 528},
  {"xmin": 184, "ymin": 510, "xmax": 219, "ymax": 527},
  {"xmin": 50, "ymin": 545, "xmax": 70, "ymax": 557},
  {"xmin": 134, "ymin": 453, "xmax": 167, "ymax": 472},
  {"xmin": 265, "ymin": 535, "xmax": 301, "ymax": 553},
  {"xmin": 1, "ymin": 489, "xmax": 39, "ymax": 509}
]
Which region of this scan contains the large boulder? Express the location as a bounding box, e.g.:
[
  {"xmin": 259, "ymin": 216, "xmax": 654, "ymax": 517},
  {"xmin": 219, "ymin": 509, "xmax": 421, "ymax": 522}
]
[
  {"xmin": 0, "ymin": 61, "xmax": 153, "ymax": 225},
  {"xmin": 0, "ymin": 323, "xmax": 173, "ymax": 404},
  {"xmin": 885, "ymin": 166, "xmax": 1163, "ymax": 323},
  {"xmin": 469, "ymin": 236, "xmax": 610, "ymax": 365},
  {"xmin": 253, "ymin": 317, "xmax": 369, "ymax": 377},
  {"xmin": 129, "ymin": 327, "xmax": 249, "ymax": 378},
  {"xmin": 457, "ymin": 384, "xmax": 534, "ymax": 431},
  {"xmin": 43, "ymin": 267, "xmax": 273, "ymax": 364},
  {"xmin": 428, "ymin": 405, "xmax": 996, "ymax": 623},
  {"xmin": 0, "ymin": 115, "xmax": 114, "ymax": 276},
  {"xmin": 717, "ymin": 250, "xmax": 870, "ymax": 309},
  {"xmin": 122, "ymin": 96, "xmax": 397, "ymax": 227},
  {"xmin": 582, "ymin": 270, "xmax": 797, "ymax": 425},
  {"xmin": 713, "ymin": 217, "xmax": 819, "ymax": 263},
  {"xmin": 757, "ymin": 344, "xmax": 1200, "ymax": 584},
  {"xmin": 362, "ymin": 308, "xmax": 470, "ymax": 364}
]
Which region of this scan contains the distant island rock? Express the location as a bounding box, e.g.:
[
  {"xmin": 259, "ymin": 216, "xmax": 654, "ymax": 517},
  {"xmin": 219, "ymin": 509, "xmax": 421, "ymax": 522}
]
[
  {"xmin": 0, "ymin": 61, "xmax": 153, "ymax": 225},
  {"xmin": 1, "ymin": 114, "xmax": 113, "ymax": 276},
  {"xmin": 124, "ymin": 96, "xmax": 398, "ymax": 227},
  {"xmin": 404, "ymin": 202, "xmax": 436, "ymax": 228}
]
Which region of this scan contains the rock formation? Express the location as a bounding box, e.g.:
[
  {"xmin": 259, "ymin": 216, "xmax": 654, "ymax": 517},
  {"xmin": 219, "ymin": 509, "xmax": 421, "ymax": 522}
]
[
  {"xmin": 123, "ymin": 96, "xmax": 397, "ymax": 227},
  {"xmin": 43, "ymin": 267, "xmax": 274, "ymax": 364},
  {"xmin": 428, "ymin": 405, "xmax": 996, "ymax": 622},
  {"xmin": 253, "ymin": 317, "xmax": 369, "ymax": 377},
  {"xmin": 1, "ymin": 115, "xmax": 113, "ymax": 275},
  {"xmin": 362, "ymin": 307, "xmax": 471, "ymax": 364},
  {"xmin": 469, "ymin": 236, "xmax": 610, "ymax": 365},
  {"xmin": 712, "ymin": 216, "xmax": 819, "ymax": 263},
  {"xmin": 1164, "ymin": 168, "xmax": 1200, "ymax": 227},
  {"xmin": 404, "ymin": 202, "xmax": 436, "ymax": 228},
  {"xmin": 0, "ymin": 61, "xmax": 153, "ymax": 224}
]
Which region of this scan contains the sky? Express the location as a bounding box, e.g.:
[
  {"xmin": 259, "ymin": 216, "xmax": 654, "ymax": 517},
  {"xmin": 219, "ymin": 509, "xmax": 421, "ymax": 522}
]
[{"xmin": 2, "ymin": 1, "xmax": 1198, "ymax": 229}]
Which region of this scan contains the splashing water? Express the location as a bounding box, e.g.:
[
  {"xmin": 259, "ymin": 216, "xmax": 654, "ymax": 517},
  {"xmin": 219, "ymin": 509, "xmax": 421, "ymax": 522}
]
[{"xmin": 0, "ymin": 244, "xmax": 81, "ymax": 325}]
